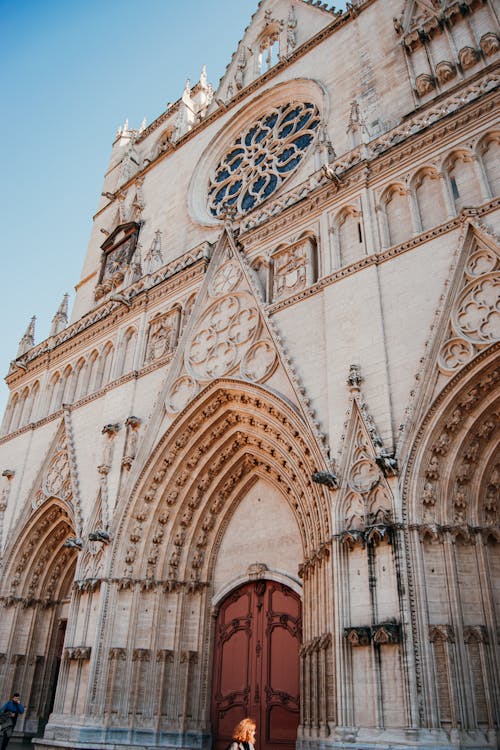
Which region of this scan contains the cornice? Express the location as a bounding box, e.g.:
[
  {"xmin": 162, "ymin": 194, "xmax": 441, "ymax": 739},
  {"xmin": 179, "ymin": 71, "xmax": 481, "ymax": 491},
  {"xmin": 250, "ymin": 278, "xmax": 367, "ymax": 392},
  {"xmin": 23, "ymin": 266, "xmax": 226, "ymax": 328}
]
[
  {"xmin": 239, "ymin": 76, "xmax": 499, "ymax": 244},
  {"xmin": 266, "ymin": 200, "xmax": 500, "ymax": 314},
  {"xmin": 6, "ymin": 247, "xmax": 210, "ymax": 386},
  {"xmin": 0, "ymin": 350, "xmax": 176, "ymax": 447}
]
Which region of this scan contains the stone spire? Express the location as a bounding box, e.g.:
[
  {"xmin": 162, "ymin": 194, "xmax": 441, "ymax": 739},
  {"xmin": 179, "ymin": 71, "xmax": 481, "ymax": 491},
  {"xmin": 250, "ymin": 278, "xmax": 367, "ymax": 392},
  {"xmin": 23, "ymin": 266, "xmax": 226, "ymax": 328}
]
[
  {"xmin": 17, "ymin": 316, "xmax": 36, "ymax": 357},
  {"xmin": 50, "ymin": 293, "xmax": 69, "ymax": 337}
]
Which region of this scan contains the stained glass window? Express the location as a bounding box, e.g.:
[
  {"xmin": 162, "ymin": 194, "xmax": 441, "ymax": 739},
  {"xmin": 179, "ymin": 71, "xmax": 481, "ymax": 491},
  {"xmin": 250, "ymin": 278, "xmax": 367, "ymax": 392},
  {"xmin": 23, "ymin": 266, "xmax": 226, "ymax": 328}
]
[{"xmin": 208, "ymin": 102, "xmax": 321, "ymax": 217}]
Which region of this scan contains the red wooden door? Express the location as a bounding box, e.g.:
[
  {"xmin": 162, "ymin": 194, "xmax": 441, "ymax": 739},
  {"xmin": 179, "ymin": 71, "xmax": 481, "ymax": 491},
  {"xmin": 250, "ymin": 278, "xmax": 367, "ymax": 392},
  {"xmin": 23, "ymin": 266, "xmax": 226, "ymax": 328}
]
[{"xmin": 211, "ymin": 580, "xmax": 301, "ymax": 750}]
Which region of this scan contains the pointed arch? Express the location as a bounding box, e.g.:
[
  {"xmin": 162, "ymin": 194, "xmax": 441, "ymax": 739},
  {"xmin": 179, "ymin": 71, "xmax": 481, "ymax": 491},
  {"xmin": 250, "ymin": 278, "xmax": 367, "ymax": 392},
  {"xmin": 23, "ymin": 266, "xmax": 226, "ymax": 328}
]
[
  {"xmin": 112, "ymin": 379, "xmax": 331, "ymax": 587},
  {"xmin": 443, "ymin": 149, "xmax": 481, "ymax": 212},
  {"xmin": 0, "ymin": 500, "xmax": 77, "ymax": 604},
  {"xmin": 476, "ymin": 131, "xmax": 500, "ymax": 199},
  {"xmin": 403, "ymin": 348, "xmax": 499, "ymax": 527},
  {"xmin": 380, "ymin": 183, "xmax": 413, "ymax": 247},
  {"xmin": 335, "ymin": 205, "xmax": 364, "ymax": 267},
  {"xmin": 412, "ymin": 166, "xmax": 447, "ymax": 231}
]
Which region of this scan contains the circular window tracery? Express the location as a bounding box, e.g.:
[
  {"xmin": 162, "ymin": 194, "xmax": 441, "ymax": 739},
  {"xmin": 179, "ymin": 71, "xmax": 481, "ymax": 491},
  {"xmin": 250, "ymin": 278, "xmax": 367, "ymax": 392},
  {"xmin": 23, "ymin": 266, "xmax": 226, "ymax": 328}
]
[{"xmin": 208, "ymin": 101, "xmax": 321, "ymax": 217}]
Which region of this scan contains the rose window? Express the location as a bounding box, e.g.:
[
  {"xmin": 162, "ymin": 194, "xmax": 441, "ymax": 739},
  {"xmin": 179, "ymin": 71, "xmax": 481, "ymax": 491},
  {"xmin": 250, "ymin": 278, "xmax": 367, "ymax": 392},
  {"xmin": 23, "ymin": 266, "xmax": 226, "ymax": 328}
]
[{"xmin": 208, "ymin": 102, "xmax": 321, "ymax": 217}]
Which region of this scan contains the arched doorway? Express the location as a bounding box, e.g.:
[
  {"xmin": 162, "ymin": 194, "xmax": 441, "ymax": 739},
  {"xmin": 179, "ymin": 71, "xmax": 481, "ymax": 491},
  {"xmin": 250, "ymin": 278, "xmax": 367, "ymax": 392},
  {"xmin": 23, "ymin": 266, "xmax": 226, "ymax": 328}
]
[{"xmin": 211, "ymin": 579, "xmax": 301, "ymax": 750}]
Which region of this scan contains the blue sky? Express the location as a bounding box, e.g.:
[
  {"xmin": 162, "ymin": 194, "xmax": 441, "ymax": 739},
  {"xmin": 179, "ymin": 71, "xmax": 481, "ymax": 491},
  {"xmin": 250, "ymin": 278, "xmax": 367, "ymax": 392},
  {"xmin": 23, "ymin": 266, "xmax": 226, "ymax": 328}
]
[{"xmin": 0, "ymin": 0, "xmax": 346, "ymax": 417}]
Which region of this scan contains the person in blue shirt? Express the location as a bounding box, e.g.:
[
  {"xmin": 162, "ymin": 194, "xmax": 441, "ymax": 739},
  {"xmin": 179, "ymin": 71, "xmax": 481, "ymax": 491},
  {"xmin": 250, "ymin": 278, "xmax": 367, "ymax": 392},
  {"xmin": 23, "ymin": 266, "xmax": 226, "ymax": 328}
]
[{"xmin": 0, "ymin": 693, "xmax": 24, "ymax": 750}]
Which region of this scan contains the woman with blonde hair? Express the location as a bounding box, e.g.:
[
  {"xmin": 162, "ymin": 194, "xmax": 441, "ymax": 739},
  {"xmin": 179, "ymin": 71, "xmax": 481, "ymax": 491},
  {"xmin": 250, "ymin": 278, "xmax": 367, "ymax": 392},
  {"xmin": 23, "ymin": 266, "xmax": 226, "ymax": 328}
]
[{"xmin": 228, "ymin": 717, "xmax": 256, "ymax": 750}]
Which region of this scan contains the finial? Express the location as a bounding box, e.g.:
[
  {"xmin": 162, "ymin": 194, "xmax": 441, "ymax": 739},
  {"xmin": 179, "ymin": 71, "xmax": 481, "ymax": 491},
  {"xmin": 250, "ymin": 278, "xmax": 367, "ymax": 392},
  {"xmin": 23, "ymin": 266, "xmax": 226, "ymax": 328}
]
[
  {"xmin": 139, "ymin": 117, "xmax": 146, "ymax": 133},
  {"xmin": 200, "ymin": 65, "xmax": 208, "ymax": 88},
  {"xmin": 17, "ymin": 316, "xmax": 36, "ymax": 358},
  {"xmin": 50, "ymin": 293, "xmax": 69, "ymax": 337}
]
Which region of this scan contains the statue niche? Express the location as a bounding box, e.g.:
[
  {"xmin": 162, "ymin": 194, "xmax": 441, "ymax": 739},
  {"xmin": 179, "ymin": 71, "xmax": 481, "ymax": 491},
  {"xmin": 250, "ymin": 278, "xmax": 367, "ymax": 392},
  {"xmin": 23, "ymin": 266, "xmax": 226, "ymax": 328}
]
[
  {"xmin": 145, "ymin": 306, "xmax": 181, "ymax": 364},
  {"xmin": 271, "ymin": 236, "xmax": 317, "ymax": 302},
  {"xmin": 94, "ymin": 222, "xmax": 140, "ymax": 301}
]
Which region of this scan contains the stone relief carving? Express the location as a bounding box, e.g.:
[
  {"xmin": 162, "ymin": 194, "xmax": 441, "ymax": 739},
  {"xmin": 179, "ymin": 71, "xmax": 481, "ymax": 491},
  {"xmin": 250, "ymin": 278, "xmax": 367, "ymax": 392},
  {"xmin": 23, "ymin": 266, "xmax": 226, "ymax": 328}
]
[
  {"xmin": 415, "ymin": 73, "xmax": 435, "ymax": 98},
  {"xmin": 145, "ymin": 306, "xmax": 181, "ymax": 364},
  {"xmin": 33, "ymin": 435, "xmax": 71, "ymax": 509},
  {"xmin": 435, "ymin": 60, "xmax": 456, "ymax": 84},
  {"xmin": 122, "ymin": 416, "xmax": 141, "ymax": 470},
  {"xmin": 166, "ymin": 252, "xmax": 279, "ymax": 414},
  {"xmin": 419, "ymin": 367, "xmax": 499, "ymax": 524},
  {"xmin": 458, "ymin": 46, "xmax": 479, "ymax": 71},
  {"xmin": 95, "ymin": 223, "xmax": 140, "ymax": 301},
  {"xmin": 438, "ymin": 235, "xmax": 500, "ymax": 374},
  {"xmin": 480, "ymin": 32, "xmax": 500, "ymax": 57},
  {"xmin": 272, "ymin": 237, "xmax": 316, "ymax": 301}
]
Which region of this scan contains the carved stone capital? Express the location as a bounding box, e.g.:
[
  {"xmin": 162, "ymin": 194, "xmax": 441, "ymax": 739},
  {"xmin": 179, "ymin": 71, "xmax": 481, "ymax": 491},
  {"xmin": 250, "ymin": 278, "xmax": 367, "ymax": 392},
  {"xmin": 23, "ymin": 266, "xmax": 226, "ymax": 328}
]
[
  {"xmin": 344, "ymin": 627, "xmax": 371, "ymax": 647},
  {"xmin": 372, "ymin": 622, "xmax": 401, "ymax": 645},
  {"xmin": 108, "ymin": 647, "xmax": 127, "ymax": 661},
  {"xmin": 429, "ymin": 624, "xmax": 455, "ymax": 643},
  {"xmin": 463, "ymin": 625, "xmax": 488, "ymax": 644}
]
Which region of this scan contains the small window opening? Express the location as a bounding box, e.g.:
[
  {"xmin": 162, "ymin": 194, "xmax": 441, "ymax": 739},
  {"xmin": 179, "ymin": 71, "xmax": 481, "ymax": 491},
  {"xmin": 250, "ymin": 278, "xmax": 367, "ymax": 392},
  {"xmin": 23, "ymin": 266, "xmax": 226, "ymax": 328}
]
[
  {"xmin": 450, "ymin": 176, "xmax": 460, "ymax": 201},
  {"xmin": 357, "ymin": 223, "xmax": 363, "ymax": 243}
]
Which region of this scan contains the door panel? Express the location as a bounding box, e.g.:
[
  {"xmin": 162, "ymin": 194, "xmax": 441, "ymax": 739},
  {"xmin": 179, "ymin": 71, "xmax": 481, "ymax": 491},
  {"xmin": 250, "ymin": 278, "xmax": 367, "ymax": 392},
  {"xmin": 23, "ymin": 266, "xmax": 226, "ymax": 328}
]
[{"xmin": 212, "ymin": 580, "xmax": 301, "ymax": 750}]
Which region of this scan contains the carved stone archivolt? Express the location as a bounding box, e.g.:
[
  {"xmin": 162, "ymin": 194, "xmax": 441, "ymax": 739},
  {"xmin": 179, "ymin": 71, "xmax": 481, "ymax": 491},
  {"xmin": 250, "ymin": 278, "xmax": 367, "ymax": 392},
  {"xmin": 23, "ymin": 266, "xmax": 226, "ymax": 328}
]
[
  {"xmin": 114, "ymin": 383, "xmax": 330, "ymax": 589},
  {"xmin": 415, "ymin": 360, "xmax": 499, "ymax": 525},
  {"xmin": 0, "ymin": 503, "xmax": 77, "ymax": 605}
]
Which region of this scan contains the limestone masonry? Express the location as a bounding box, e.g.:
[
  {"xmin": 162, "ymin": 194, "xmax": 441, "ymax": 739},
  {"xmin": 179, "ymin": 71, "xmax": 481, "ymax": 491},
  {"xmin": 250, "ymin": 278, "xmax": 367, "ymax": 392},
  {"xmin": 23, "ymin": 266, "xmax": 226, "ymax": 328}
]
[{"xmin": 0, "ymin": 2, "xmax": 499, "ymax": 749}]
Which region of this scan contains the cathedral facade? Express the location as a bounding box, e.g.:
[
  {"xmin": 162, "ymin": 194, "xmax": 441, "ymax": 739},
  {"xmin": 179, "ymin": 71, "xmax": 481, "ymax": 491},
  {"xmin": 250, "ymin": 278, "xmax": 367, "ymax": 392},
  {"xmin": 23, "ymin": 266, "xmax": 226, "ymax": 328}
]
[{"xmin": 1, "ymin": 2, "xmax": 499, "ymax": 749}]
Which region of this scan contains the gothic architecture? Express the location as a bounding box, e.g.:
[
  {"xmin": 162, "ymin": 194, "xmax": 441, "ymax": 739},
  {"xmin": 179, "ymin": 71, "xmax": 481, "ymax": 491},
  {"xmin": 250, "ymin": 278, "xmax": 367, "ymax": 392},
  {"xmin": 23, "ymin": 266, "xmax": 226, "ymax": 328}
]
[{"xmin": 0, "ymin": 2, "xmax": 499, "ymax": 749}]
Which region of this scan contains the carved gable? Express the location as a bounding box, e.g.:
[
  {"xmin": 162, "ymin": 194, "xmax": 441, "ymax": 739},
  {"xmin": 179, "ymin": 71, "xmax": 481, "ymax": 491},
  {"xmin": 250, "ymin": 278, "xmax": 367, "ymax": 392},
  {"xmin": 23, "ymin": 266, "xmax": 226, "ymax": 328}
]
[
  {"xmin": 215, "ymin": 0, "xmax": 339, "ymax": 102},
  {"xmin": 30, "ymin": 418, "xmax": 83, "ymax": 536},
  {"xmin": 165, "ymin": 229, "xmax": 299, "ymax": 414},
  {"xmin": 336, "ymin": 366, "xmax": 396, "ymax": 539}
]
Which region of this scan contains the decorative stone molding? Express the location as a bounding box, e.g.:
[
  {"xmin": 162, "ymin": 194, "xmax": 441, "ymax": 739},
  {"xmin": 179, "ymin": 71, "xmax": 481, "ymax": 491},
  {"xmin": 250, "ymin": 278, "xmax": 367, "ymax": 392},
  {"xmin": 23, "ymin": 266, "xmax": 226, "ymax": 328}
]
[
  {"xmin": 132, "ymin": 648, "xmax": 151, "ymax": 661},
  {"xmin": 415, "ymin": 74, "xmax": 435, "ymax": 98},
  {"xmin": 344, "ymin": 627, "xmax": 371, "ymax": 646},
  {"xmin": 156, "ymin": 649, "xmax": 174, "ymax": 663},
  {"xmin": 372, "ymin": 622, "xmax": 401, "ymax": 645},
  {"xmin": 64, "ymin": 647, "xmax": 91, "ymax": 661},
  {"xmin": 108, "ymin": 647, "xmax": 127, "ymax": 661},
  {"xmin": 429, "ymin": 624, "xmax": 455, "ymax": 643},
  {"xmin": 463, "ymin": 625, "xmax": 488, "ymax": 644},
  {"xmin": 180, "ymin": 650, "xmax": 198, "ymax": 664}
]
